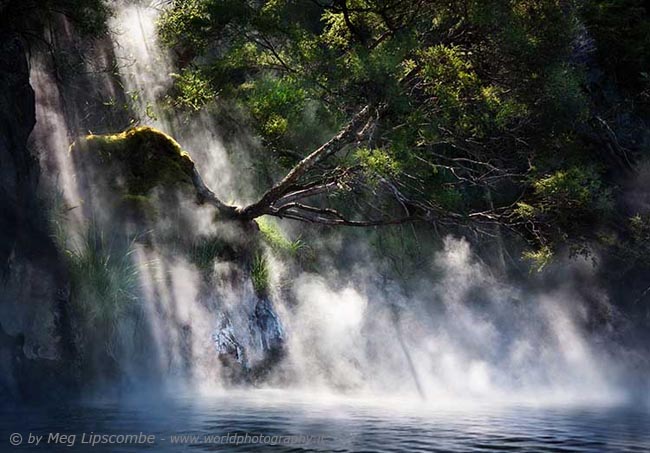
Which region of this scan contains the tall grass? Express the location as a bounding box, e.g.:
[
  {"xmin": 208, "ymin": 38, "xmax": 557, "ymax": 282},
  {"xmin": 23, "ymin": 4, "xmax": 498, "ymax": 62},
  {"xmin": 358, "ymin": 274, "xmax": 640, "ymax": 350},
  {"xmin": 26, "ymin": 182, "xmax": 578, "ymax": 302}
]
[
  {"xmin": 189, "ymin": 235, "xmax": 229, "ymax": 272},
  {"xmin": 251, "ymin": 253, "xmax": 270, "ymax": 297},
  {"xmin": 257, "ymin": 216, "xmax": 304, "ymax": 256},
  {"xmin": 65, "ymin": 224, "xmax": 142, "ymax": 356}
]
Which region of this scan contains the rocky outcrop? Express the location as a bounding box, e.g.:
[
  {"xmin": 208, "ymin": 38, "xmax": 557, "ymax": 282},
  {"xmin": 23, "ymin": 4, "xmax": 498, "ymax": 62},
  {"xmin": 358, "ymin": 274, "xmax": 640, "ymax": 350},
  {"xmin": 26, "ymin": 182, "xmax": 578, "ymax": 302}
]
[
  {"xmin": 0, "ymin": 11, "xmax": 289, "ymax": 398},
  {"xmin": 213, "ymin": 297, "xmax": 285, "ymax": 381},
  {"xmin": 65, "ymin": 126, "xmax": 286, "ymax": 389},
  {"xmin": 70, "ymin": 127, "xmax": 197, "ymax": 197}
]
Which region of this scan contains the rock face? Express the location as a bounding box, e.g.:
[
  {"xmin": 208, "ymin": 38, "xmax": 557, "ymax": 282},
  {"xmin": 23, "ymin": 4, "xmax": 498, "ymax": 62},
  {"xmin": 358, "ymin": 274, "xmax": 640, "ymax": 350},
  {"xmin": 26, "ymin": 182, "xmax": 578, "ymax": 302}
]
[
  {"xmin": 0, "ymin": 20, "xmax": 286, "ymax": 399},
  {"xmin": 213, "ymin": 296, "xmax": 285, "ymax": 382},
  {"xmin": 0, "ymin": 36, "xmax": 68, "ymax": 401},
  {"xmin": 0, "ymin": 37, "xmax": 36, "ymax": 274}
]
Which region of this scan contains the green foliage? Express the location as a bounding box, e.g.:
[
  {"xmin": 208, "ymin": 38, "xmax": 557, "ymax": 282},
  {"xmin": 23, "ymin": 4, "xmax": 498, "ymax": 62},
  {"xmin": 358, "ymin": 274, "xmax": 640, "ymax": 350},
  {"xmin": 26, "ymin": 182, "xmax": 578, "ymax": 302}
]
[
  {"xmin": 251, "ymin": 253, "xmax": 270, "ymax": 297},
  {"xmin": 44, "ymin": 189, "xmax": 73, "ymax": 251},
  {"xmin": 65, "ymin": 0, "xmax": 111, "ymax": 35},
  {"xmin": 532, "ymin": 167, "xmax": 612, "ymax": 216},
  {"xmin": 621, "ymin": 214, "xmax": 650, "ymax": 265},
  {"xmin": 155, "ymin": 0, "xmax": 642, "ymax": 269},
  {"xmin": 257, "ymin": 217, "xmax": 304, "ymax": 256},
  {"xmin": 541, "ymin": 64, "xmax": 588, "ymax": 123},
  {"xmin": 243, "ymin": 76, "xmax": 307, "ymax": 140},
  {"xmin": 418, "ymin": 45, "xmax": 483, "ymax": 132},
  {"xmin": 514, "ymin": 202, "xmax": 536, "ymax": 219},
  {"xmin": 189, "ymin": 235, "xmax": 229, "ymax": 272},
  {"xmin": 170, "ymin": 69, "xmax": 217, "ymax": 111},
  {"xmin": 598, "ymin": 214, "xmax": 650, "ymax": 278},
  {"xmin": 523, "ymin": 245, "xmax": 553, "ymax": 272},
  {"xmin": 434, "ymin": 187, "xmax": 464, "ymax": 212},
  {"xmin": 630, "ymin": 214, "xmax": 650, "ymax": 242},
  {"xmin": 158, "ymin": 0, "xmax": 251, "ymax": 51},
  {"xmin": 356, "ymin": 148, "xmax": 400, "ymax": 181},
  {"xmin": 44, "ymin": 196, "xmax": 143, "ymax": 353},
  {"xmin": 517, "ymin": 166, "xmax": 615, "ymax": 264},
  {"xmin": 65, "ymin": 224, "xmax": 141, "ymax": 341},
  {"xmin": 158, "ymin": 0, "xmax": 211, "ymax": 51}
]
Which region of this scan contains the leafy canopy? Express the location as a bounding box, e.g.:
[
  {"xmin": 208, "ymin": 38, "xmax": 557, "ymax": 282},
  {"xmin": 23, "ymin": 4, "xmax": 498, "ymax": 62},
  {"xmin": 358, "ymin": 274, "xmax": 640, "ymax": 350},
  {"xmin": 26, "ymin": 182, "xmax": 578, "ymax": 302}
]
[{"xmin": 157, "ymin": 0, "xmax": 644, "ymax": 264}]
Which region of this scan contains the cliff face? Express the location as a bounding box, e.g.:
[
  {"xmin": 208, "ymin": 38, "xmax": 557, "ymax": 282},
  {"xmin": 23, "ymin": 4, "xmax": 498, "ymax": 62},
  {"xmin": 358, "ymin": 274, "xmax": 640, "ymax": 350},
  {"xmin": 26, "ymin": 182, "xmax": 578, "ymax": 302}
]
[
  {"xmin": 0, "ymin": 37, "xmax": 36, "ymax": 273},
  {"xmin": 0, "ymin": 5, "xmax": 288, "ymax": 397},
  {"xmin": 0, "ymin": 35, "xmax": 70, "ymax": 402},
  {"xmin": 0, "ymin": 4, "xmax": 147, "ymax": 401}
]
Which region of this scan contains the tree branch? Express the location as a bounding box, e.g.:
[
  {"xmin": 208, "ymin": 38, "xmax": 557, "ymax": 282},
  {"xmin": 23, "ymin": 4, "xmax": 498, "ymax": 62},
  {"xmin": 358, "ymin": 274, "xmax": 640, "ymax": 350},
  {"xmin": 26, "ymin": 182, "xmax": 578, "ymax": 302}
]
[
  {"xmin": 237, "ymin": 105, "xmax": 373, "ymax": 220},
  {"xmin": 270, "ymin": 203, "xmax": 418, "ymax": 227},
  {"xmin": 274, "ymin": 182, "xmax": 339, "ymax": 206},
  {"xmin": 191, "ymin": 167, "xmax": 239, "ymax": 217}
]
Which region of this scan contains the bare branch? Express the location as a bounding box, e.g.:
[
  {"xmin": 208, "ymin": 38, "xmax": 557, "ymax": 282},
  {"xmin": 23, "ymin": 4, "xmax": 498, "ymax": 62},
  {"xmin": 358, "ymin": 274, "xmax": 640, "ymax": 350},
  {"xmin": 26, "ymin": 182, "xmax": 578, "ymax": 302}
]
[
  {"xmin": 270, "ymin": 203, "xmax": 418, "ymax": 227},
  {"xmin": 237, "ymin": 105, "xmax": 373, "ymax": 220},
  {"xmin": 274, "ymin": 182, "xmax": 339, "ymax": 206}
]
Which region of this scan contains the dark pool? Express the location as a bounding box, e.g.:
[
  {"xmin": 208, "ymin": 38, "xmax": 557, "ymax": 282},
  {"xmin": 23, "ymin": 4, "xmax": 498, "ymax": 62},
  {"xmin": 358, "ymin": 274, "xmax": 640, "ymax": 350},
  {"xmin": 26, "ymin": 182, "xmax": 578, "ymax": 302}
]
[{"xmin": 1, "ymin": 390, "xmax": 649, "ymax": 452}]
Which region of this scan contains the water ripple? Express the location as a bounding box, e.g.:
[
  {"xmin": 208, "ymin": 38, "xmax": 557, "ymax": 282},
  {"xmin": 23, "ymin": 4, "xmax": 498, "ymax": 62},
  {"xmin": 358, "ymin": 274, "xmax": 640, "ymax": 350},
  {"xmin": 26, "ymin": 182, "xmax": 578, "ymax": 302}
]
[{"xmin": 1, "ymin": 394, "xmax": 649, "ymax": 452}]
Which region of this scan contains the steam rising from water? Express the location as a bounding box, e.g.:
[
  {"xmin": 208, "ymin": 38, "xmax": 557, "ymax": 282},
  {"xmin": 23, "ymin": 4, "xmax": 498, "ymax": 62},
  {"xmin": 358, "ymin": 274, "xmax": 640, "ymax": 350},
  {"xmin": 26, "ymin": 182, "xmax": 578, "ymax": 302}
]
[{"xmin": 278, "ymin": 237, "xmax": 625, "ymax": 404}]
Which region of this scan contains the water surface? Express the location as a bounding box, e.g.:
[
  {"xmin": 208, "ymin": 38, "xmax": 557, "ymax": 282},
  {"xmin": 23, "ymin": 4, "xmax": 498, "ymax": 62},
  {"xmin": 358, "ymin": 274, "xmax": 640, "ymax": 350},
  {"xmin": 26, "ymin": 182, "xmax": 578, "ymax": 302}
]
[{"xmin": 2, "ymin": 390, "xmax": 649, "ymax": 452}]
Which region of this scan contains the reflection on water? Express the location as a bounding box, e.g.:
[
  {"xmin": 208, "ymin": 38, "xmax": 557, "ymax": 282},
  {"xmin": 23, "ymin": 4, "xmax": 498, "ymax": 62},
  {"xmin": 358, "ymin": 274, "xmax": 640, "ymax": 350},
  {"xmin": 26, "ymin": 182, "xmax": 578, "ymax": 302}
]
[{"xmin": 1, "ymin": 390, "xmax": 649, "ymax": 452}]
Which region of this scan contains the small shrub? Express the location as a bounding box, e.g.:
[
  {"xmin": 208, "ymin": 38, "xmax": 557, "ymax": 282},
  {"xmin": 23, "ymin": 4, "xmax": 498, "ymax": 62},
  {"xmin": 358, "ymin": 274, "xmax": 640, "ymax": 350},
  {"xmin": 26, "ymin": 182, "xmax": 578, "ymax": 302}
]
[{"xmin": 44, "ymin": 189, "xmax": 72, "ymax": 250}]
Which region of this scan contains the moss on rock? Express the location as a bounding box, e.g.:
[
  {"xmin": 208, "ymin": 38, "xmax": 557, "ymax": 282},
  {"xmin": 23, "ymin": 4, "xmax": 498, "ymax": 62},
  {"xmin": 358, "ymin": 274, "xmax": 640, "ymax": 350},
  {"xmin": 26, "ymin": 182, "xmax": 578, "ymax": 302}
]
[{"xmin": 70, "ymin": 126, "xmax": 196, "ymax": 197}]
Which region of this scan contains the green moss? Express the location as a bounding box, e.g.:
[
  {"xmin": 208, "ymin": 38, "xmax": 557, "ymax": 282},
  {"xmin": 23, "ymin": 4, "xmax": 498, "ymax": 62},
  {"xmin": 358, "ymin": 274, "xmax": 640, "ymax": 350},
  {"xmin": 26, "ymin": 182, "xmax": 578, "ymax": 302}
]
[
  {"xmin": 70, "ymin": 126, "xmax": 196, "ymax": 197},
  {"xmin": 120, "ymin": 194, "xmax": 159, "ymax": 220}
]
